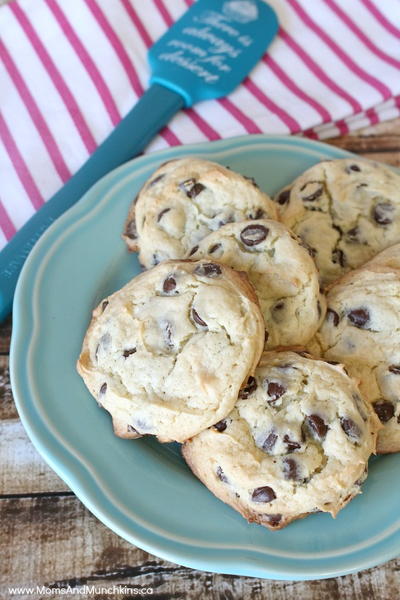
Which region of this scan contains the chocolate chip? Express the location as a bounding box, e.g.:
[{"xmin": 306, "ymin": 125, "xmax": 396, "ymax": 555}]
[
  {"xmin": 251, "ymin": 486, "xmax": 276, "ymax": 503},
  {"xmin": 125, "ymin": 219, "xmax": 137, "ymax": 240},
  {"xmin": 332, "ymin": 248, "xmax": 346, "ymax": 267},
  {"xmin": 123, "ymin": 348, "xmax": 136, "ymax": 358},
  {"xmin": 262, "ymin": 431, "xmax": 278, "ymax": 453},
  {"xmin": 163, "ymin": 276, "xmax": 177, "ymax": 294},
  {"xmin": 373, "ymin": 202, "xmax": 394, "ymax": 225},
  {"xmin": 127, "ymin": 424, "xmax": 139, "ymax": 434},
  {"xmin": 100, "ymin": 383, "xmax": 107, "ymax": 395},
  {"xmin": 192, "ymin": 308, "xmax": 207, "ymax": 327},
  {"xmin": 194, "ymin": 262, "xmax": 222, "ymax": 278},
  {"xmin": 209, "ymin": 243, "xmax": 222, "ymax": 254},
  {"xmin": 238, "ymin": 376, "xmax": 257, "ymax": 399},
  {"xmin": 101, "ymin": 300, "xmax": 109, "ymax": 312},
  {"xmin": 274, "ymin": 301, "xmax": 284, "ymax": 311},
  {"xmin": 346, "ymin": 164, "xmax": 361, "ymax": 173},
  {"xmin": 240, "ymin": 224, "xmax": 268, "ymax": 246},
  {"xmin": 190, "ymin": 183, "xmax": 206, "ymax": 197},
  {"xmin": 189, "ymin": 245, "xmax": 199, "ymax": 256},
  {"xmin": 157, "ymin": 207, "xmax": 171, "ymax": 222},
  {"xmin": 373, "ymin": 400, "xmax": 394, "ymax": 423},
  {"xmin": 302, "ymin": 186, "xmax": 323, "ymax": 202},
  {"xmin": 265, "ymin": 514, "xmax": 282, "ymax": 527},
  {"xmin": 276, "ymin": 189, "xmax": 290, "ymax": 205},
  {"xmin": 305, "ymin": 414, "xmax": 328, "ymax": 439},
  {"xmin": 152, "ymin": 254, "xmax": 160, "ymax": 266},
  {"xmin": 148, "ymin": 173, "xmax": 165, "ymax": 187},
  {"xmin": 179, "ymin": 178, "xmax": 206, "ymax": 198},
  {"xmin": 327, "ymin": 308, "xmax": 340, "ymax": 326},
  {"xmin": 216, "ymin": 466, "xmax": 228, "ymax": 483},
  {"xmin": 348, "ymin": 308, "xmax": 370, "ymax": 329},
  {"xmin": 389, "ymin": 365, "xmax": 400, "ymax": 374},
  {"xmin": 283, "ymin": 435, "xmax": 301, "ymax": 453},
  {"xmin": 282, "ymin": 457, "xmax": 300, "ymax": 480},
  {"xmin": 248, "ymin": 208, "xmax": 265, "ymax": 219},
  {"xmin": 266, "ymin": 381, "xmax": 286, "ymax": 402},
  {"xmin": 347, "ymin": 226, "xmax": 359, "ymax": 242},
  {"xmin": 213, "ymin": 420, "xmax": 227, "ymax": 432},
  {"xmin": 340, "ymin": 417, "xmax": 361, "ymax": 441}
]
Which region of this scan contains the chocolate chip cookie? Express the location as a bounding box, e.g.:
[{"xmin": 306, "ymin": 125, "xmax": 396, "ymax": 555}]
[
  {"xmin": 275, "ymin": 158, "xmax": 400, "ymax": 287},
  {"xmin": 312, "ymin": 250, "xmax": 400, "ymax": 453},
  {"xmin": 187, "ymin": 219, "xmax": 325, "ymax": 348},
  {"xmin": 77, "ymin": 260, "xmax": 265, "ymax": 443},
  {"xmin": 182, "ymin": 351, "xmax": 378, "ymax": 530},
  {"xmin": 123, "ymin": 158, "xmax": 278, "ymax": 269}
]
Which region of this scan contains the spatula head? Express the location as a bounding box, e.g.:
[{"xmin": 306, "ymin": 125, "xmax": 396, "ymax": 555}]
[{"xmin": 149, "ymin": 0, "xmax": 279, "ymax": 107}]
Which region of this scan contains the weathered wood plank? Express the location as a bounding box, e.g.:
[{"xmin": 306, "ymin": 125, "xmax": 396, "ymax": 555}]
[
  {"xmin": 0, "ymin": 496, "xmax": 399, "ymax": 600},
  {"xmin": 0, "ymin": 316, "xmax": 11, "ymax": 354},
  {"xmin": 323, "ymin": 117, "xmax": 400, "ymax": 160},
  {"xmin": 0, "ymin": 419, "xmax": 68, "ymax": 495},
  {"xmin": 327, "ymin": 137, "xmax": 400, "ymax": 155},
  {"xmin": 0, "ymin": 356, "xmax": 68, "ymax": 494},
  {"xmin": 0, "ymin": 355, "xmax": 14, "ymax": 420}
]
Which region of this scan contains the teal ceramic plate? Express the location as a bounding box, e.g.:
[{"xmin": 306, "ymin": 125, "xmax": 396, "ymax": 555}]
[{"xmin": 11, "ymin": 135, "xmax": 400, "ymax": 580}]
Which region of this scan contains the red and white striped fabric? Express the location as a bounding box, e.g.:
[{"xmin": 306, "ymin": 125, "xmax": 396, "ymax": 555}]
[{"xmin": 0, "ymin": 0, "xmax": 399, "ymax": 250}]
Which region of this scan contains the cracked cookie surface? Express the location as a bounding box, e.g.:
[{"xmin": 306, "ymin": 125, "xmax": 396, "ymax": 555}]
[
  {"xmin": 187, "ymin": 219, "xmax": 326, "ymax": 348},
  {"xmin": 275, "ymin": 158, "xmax": 400, "ymax": 287},
  {"xmin": 183, "ymin": 351, "xmax": 378, "ymax": 530},
  {"xmin": 77, "ymin": 260, "xmax": 265, "ymax": 443},
  {"xmin": 123, "ymin": 157, "xmax": 278, "ymax": 269},
  {"xmin": 311, "ymin": 249, "xmax": 400, "ymax": 453}
]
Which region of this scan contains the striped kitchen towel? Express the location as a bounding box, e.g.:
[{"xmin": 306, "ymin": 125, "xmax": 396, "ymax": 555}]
[{"xmin": 0, "ymin": 0, "xmax": 399, "ymax": 249}]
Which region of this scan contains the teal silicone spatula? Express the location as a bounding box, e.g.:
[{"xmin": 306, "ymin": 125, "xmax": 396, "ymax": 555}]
[{"xmin": 0, "ymin": 0, "xmax": 278, "ymax": 321}]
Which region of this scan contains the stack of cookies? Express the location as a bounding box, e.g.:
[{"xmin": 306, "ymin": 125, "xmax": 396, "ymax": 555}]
[{"xmin": 77, "ymin": 155, "xmax": 400, "ymax": 530}]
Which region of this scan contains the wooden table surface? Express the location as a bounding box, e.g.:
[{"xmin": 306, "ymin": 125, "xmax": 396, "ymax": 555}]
[{"xmin": 1, "ymin": 120, "xmax": 400, "ymax": 599}]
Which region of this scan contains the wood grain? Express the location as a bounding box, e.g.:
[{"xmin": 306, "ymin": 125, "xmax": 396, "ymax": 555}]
[
  {"xmin": 0, "ymin": 316, "xmax": 11, "ymax": 354},
  {"xmin": 0, "ymin": 356, "xmax": 68, "ymax": 495},
  {"xmin": 0, "ymin": 496, "xmax": 399, "ymax": 599},
  {"xmin": 2, "ymin": 120, "xmax": 400, "ymax": 598},
  {"xmin": 326, "ymin": 120, "xmax": 400, "ymax": 167}
]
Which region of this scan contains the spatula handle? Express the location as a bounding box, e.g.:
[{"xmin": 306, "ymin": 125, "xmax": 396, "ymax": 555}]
[{"xmin": 0, "ymin": 84, "xmax": 184, "ymax": 322}]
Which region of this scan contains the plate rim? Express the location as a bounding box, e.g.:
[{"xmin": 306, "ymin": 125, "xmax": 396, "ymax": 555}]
[{"xmin": 10, "ymin": 134, "xmax": 400, "ymax": 581}]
